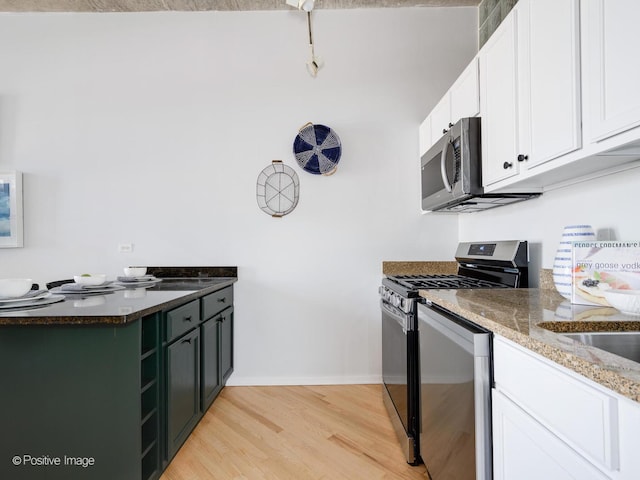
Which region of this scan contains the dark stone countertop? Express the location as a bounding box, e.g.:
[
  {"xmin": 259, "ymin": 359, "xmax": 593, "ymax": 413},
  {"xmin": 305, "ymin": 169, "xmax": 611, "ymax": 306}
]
[{"xmin": 0, "ymin": 266, "xmax": 237, "ymax": 326}]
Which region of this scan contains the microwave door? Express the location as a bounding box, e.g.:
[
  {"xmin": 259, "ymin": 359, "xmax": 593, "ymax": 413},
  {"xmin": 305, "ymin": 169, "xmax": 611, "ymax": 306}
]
[
  {"xmin": 442, "ymin": 138, "xmax": 459, "ymax": 195},
  {"xmin": 421, "ymin": 138, "xmax": 455, "ymax": 211}
]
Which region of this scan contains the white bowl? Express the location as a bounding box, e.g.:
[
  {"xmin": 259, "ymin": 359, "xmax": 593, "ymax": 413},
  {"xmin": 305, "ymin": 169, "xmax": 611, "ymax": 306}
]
[
  {"xmin": 123, "ymin": 267, "xmax": 147, "ymax": 277},
  {"xmin": 73, "ymin": 274, "xmax": 107, "ymax": 286},
  {"xmin": 0, "ymin": 278, "xmax": 33, "ymax": 298},
  {"xmin": 603, "ymin": 289, "xmax": 640, "ymax": 316}
]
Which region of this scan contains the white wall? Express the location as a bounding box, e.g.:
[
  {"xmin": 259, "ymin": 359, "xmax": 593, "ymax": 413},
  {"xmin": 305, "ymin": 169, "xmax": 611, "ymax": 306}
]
[
  {"xmin": 0, "ymin": 8, "xmax": 478, "ymax": 384},
  {"xmin": 458, "ymin": 165, "xmax": 640, "ymax": 271}
]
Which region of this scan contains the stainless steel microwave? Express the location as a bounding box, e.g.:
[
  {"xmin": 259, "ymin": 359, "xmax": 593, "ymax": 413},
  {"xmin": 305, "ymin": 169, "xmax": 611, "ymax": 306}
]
[{"xmin": 420, "ymin": 117, "xmax": 540, "ymax": 213}]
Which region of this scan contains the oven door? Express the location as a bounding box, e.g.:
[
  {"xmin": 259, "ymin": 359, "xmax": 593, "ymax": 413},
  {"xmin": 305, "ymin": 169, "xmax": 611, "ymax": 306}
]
[{"xmin": 381, "ymin": 299, "xmax": 420, "ymax": 465}]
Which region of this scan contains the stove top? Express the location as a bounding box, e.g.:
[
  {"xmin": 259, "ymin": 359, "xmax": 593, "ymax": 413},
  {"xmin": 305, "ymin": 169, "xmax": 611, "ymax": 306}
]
[
  {"xmin": 381, "ymin": 240, "xmax": 529, "ymax": 299},
  {"xmin": 389, "ymin": 274, "xmax": 509, "ymax": 290}
]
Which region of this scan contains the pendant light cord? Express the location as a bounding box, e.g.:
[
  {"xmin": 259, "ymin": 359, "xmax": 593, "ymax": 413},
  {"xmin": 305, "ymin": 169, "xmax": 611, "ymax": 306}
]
[{"xmin": 307, "ymin": 11, "xmax": 315, "ymax": 57}]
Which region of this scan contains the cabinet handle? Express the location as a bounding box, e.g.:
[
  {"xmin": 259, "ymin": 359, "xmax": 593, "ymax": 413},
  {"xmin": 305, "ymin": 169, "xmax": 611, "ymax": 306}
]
[
  {"xmin": 517, "ymin": 154, "xmax": 528, "ymax": 162},
  {"xmin": 442, "ymin": 128, "xmax": 448, "ymax": 134},
  {"xmin": 183, "ymin": 315, "xmax": 192, "ymax": 322},
  {"xmin": 448, "ymin": 122, "xmax": 454, "ymax": 128},
  {"xmin": 503, "ymin": 162, "xmax": 513, "ymax": 169},
  {"xmin": 181, "ymin": 338, "xmax": 192, "ymax": 345},
  {"xmin": 217, "ymin": 297, "xmax": 226, "ymax": 303}
]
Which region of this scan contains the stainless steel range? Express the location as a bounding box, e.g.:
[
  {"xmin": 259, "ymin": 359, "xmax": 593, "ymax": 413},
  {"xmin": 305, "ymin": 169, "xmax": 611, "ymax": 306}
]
[{"xmin": 380, "ymin": 240, "xmax": 529, "ymax": 476}]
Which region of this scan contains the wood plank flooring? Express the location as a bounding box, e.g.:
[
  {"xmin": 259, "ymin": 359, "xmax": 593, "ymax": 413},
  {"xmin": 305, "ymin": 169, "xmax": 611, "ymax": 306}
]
[{"xmin": 160, "ymin": 384, "xmax": 428, "ymax": 480}]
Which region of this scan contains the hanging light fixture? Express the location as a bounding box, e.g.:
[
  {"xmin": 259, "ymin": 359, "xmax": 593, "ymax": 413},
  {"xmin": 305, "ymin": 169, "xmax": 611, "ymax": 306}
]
[
  {"xmin": 285, "ymin": 0, "xmax": 323, "ymax": 77},
  {"xmin": 286, "ymin": 0, "xmax": 315, "ymax": 12}
]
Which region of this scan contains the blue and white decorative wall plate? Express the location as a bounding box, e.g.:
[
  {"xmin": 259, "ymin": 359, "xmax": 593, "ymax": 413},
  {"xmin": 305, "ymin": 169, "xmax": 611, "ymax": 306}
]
[
  {"xmin": 293, "ymin": 123, "xmax": 342, "ymax": 175},
  {"xmin": 256, "ymin": 160, "xmax": 300, "ymax": 217}
]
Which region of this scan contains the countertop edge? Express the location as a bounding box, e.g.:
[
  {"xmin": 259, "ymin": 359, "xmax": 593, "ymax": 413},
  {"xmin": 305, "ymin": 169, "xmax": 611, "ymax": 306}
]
[{"xmin": 0, "ymin": 278, "xmax": 237, "ymax": 326}]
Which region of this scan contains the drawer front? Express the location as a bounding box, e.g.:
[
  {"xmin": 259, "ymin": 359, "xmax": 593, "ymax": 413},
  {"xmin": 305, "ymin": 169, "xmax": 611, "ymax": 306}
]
[
  {"xmin": 492, "ymin": 390, "xmax": 610, "ymax": 480},
  {"xmin": 494, "ymin": 336, "xmax": 619, "ymax": 471},
  {"xmin": 202, "ymin": 286, "xmax": 233, "ymax": 320},
  {"xmin": 166, "ymin": 300, "xmax": 199, "ymax": 342}
]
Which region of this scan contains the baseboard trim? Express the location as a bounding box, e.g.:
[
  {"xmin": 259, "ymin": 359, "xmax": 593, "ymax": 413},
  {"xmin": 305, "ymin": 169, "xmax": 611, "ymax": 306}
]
[{"xmin": 226, "ymin": 375, "xmax": 382, "ymax": 386}]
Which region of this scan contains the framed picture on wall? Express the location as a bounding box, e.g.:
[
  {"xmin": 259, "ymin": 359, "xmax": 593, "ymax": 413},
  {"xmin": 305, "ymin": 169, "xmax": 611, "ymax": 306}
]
[{"xmin": 0, "ymin": 171, "xmax": 24, "ymax": 248}]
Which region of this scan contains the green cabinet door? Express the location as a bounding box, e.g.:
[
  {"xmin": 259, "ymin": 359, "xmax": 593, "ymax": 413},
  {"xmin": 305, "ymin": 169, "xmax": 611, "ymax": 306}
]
[
  {"xmin": 220, "ymin": 307, "xmax": 234, "ymax": 383},
  {"xmin": 166, "ymin": 328, "xmax": 200, "ymax": 461},
  {"xmin": 200, "ymin": 316, "xmax": 221, "ymax": 411}
]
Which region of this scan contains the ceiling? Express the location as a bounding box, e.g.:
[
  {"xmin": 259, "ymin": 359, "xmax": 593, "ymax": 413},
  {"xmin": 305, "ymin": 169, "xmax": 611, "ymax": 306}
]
[{"xmin": 0, "ymin": 0, "xmax": 480, "ymax": 13}]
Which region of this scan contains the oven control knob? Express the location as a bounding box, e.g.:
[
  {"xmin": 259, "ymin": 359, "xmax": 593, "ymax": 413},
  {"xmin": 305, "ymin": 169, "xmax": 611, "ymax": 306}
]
[
  {"xmin": 392, "ymin": 294, "xmax": 401, "ymax": 308},
  {"xmin": 397, "ymin": 297, "xmax": 406, "ymax": 311}
]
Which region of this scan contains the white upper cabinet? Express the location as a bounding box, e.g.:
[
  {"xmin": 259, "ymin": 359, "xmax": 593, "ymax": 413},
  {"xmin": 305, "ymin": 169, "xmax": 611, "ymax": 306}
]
[
  {"xmin": 517, "ymin": 0, "xmax": 582, "ymax": 170},
  {"xmin": 419, "ymin": 58, "xmax": 480, "ymax": 154},
  {"xmin": 429, "ymin": 94, "xmax": 452, "ymax": 144},
  {"xmin": 480, "ymin": 0, "xmax": 581, "ymax": 189},
  {"xmin": 450, "ymin": 57, "xmax": 480, "ymax": 123},
  {"xmin": 583, "ymin": 0, "xmax": 640, "ymax": 143},
  {"xmin": 479, "ymin": 11, "xmax": 520, "ymax": 186},
  {"xmin": 418, "ymin": 115, "xmax": 431, "ymax": 157},
  {"xmin": 418, "ymin": 0, "xmax": 640, "ymax": 201}
]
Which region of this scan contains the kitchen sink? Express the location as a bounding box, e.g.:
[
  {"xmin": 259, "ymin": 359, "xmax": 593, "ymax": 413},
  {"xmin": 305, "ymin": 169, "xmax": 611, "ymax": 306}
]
[{"xmin": 562, "ymin": 331, "xmax": 640, "ymax": 363}]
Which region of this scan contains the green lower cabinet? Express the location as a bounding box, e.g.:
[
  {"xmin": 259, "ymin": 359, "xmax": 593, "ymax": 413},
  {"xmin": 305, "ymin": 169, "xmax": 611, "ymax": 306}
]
[
  {"xmin": 201, "ymin": 316, "xmax": 221, "ymax": 411},
  {"xmin": 0, "ymin": 323, "xmax": 142, "ymax": 480},
  {"xmin": 0, "ymin": 286, "xmax": 233, "ymax": 480},
  {"xmin": 140, "ymin": 314, "xmax": 161, "ymax": 480},
  {"xmin": 165, "ymin": 328, "xmax": 200, "ymax": 462},
  {"xmin": 220, "ymin": 307, "xmax": 234, "ymax": 383},
  {"xmin": 201, "ymin": 306, "xmax": 234, "ymax": 413}
]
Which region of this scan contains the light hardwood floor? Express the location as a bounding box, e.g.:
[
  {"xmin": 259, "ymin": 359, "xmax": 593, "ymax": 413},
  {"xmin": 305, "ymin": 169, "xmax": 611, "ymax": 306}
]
[{"xmin": 160, "ymin": 384, "xmax": 428, "ymax": 480}]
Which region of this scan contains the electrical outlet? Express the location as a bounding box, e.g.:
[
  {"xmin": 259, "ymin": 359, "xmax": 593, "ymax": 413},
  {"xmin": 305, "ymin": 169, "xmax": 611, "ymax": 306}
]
[{"xmin": 118, "ymin": 243, "xmax": 134, "ymax": 253}]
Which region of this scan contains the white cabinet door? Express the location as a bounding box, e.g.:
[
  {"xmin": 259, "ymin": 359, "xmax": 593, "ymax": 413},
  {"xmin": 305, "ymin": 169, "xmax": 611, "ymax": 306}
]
[
  {"xmin": 423, "ymin": 57, "xmax": 480, "ymax": 154},
  {"xmin": 584, "ymin": 0, "xmax": 640, "ymax": 142},
  {"xmin": 493, "ymin": 390, "xmax": 610, "ymax": 480},
  {"xmin": 618, "ymin": 396, "xmax": 640, "ymax": 480},
  {"xmin": 479, "ymin": 11, "xmax": 520, "ymax": 186},
  {"xmin": 418, "ymin": 115, "xmax": 431, "ymax": 157},
  {"xmin": 451, "ymin": 57, "xmax": 480, "ymax": 121},
  {"xmin": 429, "ymin": 94, "xmax": 452, "ymax": 142},
  {"xmin": 517, "ymin": 0, "xmax": 581, "ymax": 169}
]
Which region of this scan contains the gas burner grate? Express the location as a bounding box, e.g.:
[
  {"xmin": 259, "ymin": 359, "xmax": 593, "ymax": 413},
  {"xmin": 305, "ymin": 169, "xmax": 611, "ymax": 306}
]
[{"xmin": 390, "ymin": 274, "xmax": 508, "ymax": 290}]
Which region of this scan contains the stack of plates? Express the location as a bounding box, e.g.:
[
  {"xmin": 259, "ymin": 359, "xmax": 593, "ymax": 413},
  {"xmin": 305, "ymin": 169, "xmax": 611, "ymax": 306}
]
[
  {"xmin": 0, "ymin": 290, "xmax": 65, "ymax": 311},
  {"xmin": 50, "ymin": 282, "xmax": 125, "ymax": 295},
  {"xmin": 114, "ymin": 275, "xmax": 162, "ymax": 288}
]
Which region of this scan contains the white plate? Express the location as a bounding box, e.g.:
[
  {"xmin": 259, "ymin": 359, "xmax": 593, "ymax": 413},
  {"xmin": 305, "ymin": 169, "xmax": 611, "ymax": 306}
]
[
  {"xmin": 51, "ymin": 285, "xmax": 125, "ymax": 295},
  {"xmin": 0, "ymin": 294, "xmax": 65, "ymax": 310},
  {"xmin": 117, "ymin": 275, "xmax": 156, "ymax": 282},
  {"xmin": 0, "ymin": 291, "xmax": 51, "ymax": 304},
  {"xmin": 115, "ymin": 278, "xmax": 161, "ymax": 288},
  {"xmin": 82, "ymin": 281, "xmax": 113, "ymax": 289}
]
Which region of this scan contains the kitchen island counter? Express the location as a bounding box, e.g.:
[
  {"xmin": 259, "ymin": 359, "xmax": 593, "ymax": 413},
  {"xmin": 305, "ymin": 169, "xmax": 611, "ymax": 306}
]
[
  {"xmin": 0, "ymin": 275, "xmax": 236, "ymax": 325},
  {"xmin": 0, "ymin": 267, "xmax": 236, "ymax": 480}
]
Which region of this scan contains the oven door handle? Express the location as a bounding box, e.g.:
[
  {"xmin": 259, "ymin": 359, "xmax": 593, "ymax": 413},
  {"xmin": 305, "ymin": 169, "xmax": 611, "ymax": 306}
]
[{"xmin": 381, "ymin": 300, "xmax": 408, "ymax": 335}]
